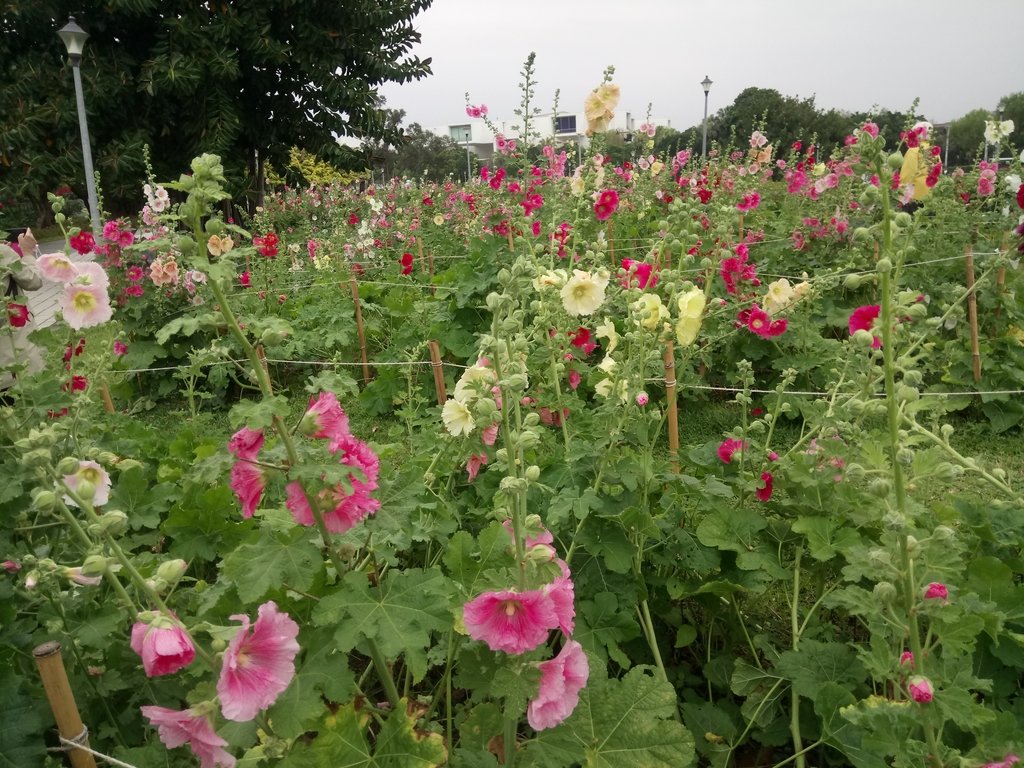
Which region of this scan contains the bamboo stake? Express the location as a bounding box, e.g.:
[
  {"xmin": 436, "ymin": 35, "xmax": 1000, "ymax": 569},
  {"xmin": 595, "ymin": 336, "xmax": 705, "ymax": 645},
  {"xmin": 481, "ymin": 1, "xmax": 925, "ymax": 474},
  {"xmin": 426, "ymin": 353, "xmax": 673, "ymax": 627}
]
[
  {"xmin": 506, "ymin": 230, "xmax": 514, "ymax": 252},
  {"xmin": 348, "ymin": 277, "xmax": 371, "ymax": 385},
  {"xmin": 994, "ymin": 233, "xmax": 1009, "ymax": 320},
  {"xmin": 33, "ymin": 641, "xmax": 97, "ymax": 768},
  {"xmin": 99, "ymin": 381, "xmax": 115, "ymax": 413},
  {"xmin": 738, "ymin": 213, "xmax": 745, "ymax": 242},
  {"xmin": 663, "ymin": 341, "xmax": 680, "ymax": 474},
  {"xmin": 428, "ymin": 250, "xmax": 435, "ymax": 296},
  {"xmin": 417, "ymin": 238, "xmax": 425, "ymax": 274},
  {"xmin": 428, "ymin": 341, "xmax": 447, "ymax": 406},
  {"xmin": 965, "ymin": 244, "xmax": 982, "ymax": 383}
]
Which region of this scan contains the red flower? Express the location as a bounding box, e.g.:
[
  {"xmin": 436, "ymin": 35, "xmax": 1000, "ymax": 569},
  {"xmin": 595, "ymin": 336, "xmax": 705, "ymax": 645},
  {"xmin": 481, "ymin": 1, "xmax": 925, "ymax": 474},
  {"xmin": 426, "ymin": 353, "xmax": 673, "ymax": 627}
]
[
  {"xmin": 718, "ymin": 438, "xmax": 747, "ymax": 464},
  {"xmin": 926, "ymin": 163, "xmax": 942, "ymax": 189},
  {"xmin": 744, "ymin": 305, "xmax": 787, "ymax": 338},
  {"xmin": 239, "ymin": 271, "xmax": 251, "ymax": 288},
  {"xmin": 1017, "ymin": 184, "xmax": 1024, "ymax": 210},
  {"xmin": 399, "ymin": 252, "xmax": 414, "ymax": 275},
  {"xmin": 568, "ymin": 327, "xmax": 598, "ymax": 356},
  {"xmin": 755, "ymin": 471, "xmax": 774, "ymax": 501},
  {"xmin": 593, "ymin": 189, "xmax": 619, "ymax": 221},
  {"xmin": 69, "ymin": 231, "xmax": 96, "ymax": 255},
  {"xmin": 848, "ymin": 305, "xmax": 881, "ymax": 348},
  {"xmin": 620, "ymin": 258, "xmax": 659, "ymax": 289},
  {"xmin": 6, "ymin": 302, "xmax": 29, "ymax": 328},
  {"xmin": 253, "ymin": 232, "xmax": 279, "ymax": 258}
]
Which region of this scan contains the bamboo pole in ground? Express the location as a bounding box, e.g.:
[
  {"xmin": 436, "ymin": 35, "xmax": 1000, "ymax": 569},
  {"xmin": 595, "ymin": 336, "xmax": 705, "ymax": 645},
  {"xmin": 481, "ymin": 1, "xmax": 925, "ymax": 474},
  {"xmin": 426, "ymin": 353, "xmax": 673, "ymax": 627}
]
[
  {"xmin": 965, "ymin": 244, "xmax": 982, "ymax": 383},
  {"xmin": 663, "ymin": 341, "xmax": 680, "ymax": 474},
  {"xmin": 417, "ymin": 238, "xmax": 425, "ymax": 275},
  {"xmin": 99, "ymin": 382, "xmax": 115, "ymax": 413},
  {"xmin": 738, "ymin": 213, "xmax": 745, "ymax": 242},
  {"xmin": 33, "ymin": 641, "xmax": 97, "ymax": 768},
  {"xmin": 994, "ymin": 233, "xmax": 1009, "ymax": 320},
  {"xmin": 428, "ymin": 341, "xmax": 447, "ymax": 406},
  {"xmin": 507, "ymin": 231, "xmax": 514, "ymax": 252},
  {"xmin": 348, "ymin": 277, "xmax": 371, "ymax": 385}
]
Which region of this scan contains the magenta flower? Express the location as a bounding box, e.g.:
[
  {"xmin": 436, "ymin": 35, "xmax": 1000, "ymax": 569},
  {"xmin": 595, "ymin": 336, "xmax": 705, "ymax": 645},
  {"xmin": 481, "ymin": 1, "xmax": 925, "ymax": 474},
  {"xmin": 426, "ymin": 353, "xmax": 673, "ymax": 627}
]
[
  {"xmin": 718, "ymin": 438, "xmax": 748, "ymax": 464},
  {"xmin": 861, "ymin": 122, "xmax": 880, "ymax": 139},
  {"xmin": 228, "ymin": 427, "xmax": 264, "ymax": 460},
  {"xmin": 544, "ymin": 560, "xmax": 576, "ymax": 636},
  {"xmin": 299, "ymin": 392, "xmax": 350, "ymax": 441},
  {"xmin": 113, "ymin": 340, "xmax": 128, "ymax": 356},
  {"xmin": 923, "ymin": 582, "xmax": 948, "ymax": 600},
  {"xmin": 131, "ymin": 616, "xmax": 196, "ymax": 677},
  {"xmin": 848, "ymin": 304, "xmax": 882, "ymax": 348},
  {"xmin": 228, "ymin": 427, "xmax": 265, "ymax": 519},
  {"xmin": 287, "ymin": 434, "xmax": 380, "ymax": 533},
  {"xmin": 744, "ymin": 305, "xmax": 787, "ymax": 338},
  {"xmin": 899, "ymin": 650, "xmax": 914, "ymax": 667},
  {"xmin": 141, "ymin": 706, "xmax": 236, "ymax": 768},
  {"xmin": 217, "ymin": 601, "xmax": 300, "ymax": 722},
  {"xmin": 463, "ymin": 589, "xmax": 560, "ymax": 655},
  {"xmin": 907, "ymin": 675, "xmax": 933, "ymax": 703},
  {"xmin": 755, "ymin": 471, "xmax": 774, "ymax": 501},
  {"xmin": 527, "ymin": 640, "xmax": 590, "ymax": 731},
  {"xmin": 593, "ymin": 189, "xmax": 619, "ymax": 221},
  {"xmin": 982, "ymin": 754, "xmax": 1021, "ymax": 768}
]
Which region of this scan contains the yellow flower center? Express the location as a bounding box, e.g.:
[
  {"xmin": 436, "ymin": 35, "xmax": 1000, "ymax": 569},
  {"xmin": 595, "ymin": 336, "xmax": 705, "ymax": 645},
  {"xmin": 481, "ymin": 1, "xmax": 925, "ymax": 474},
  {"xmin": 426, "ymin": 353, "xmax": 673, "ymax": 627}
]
[
  {"xmin": 72, "ymin": 290, "xmax": 97, "ymax": 312},
  {"xmin": 502, "ymin": 600, "xmax": 520, "ymax": 617}
]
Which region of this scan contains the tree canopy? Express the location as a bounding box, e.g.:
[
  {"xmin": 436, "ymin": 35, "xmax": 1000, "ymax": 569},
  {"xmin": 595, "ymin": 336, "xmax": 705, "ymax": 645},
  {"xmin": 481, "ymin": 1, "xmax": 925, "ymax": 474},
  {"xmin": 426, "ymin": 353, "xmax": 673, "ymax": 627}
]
[{"xmin": 0, "ymin": 0, "xmax": 432, "ymax": 223}]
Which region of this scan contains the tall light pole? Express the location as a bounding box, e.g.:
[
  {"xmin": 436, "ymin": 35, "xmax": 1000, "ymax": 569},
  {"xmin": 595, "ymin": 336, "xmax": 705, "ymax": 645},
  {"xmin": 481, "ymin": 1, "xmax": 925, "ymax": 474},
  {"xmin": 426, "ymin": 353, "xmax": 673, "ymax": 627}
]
[
  {"xmin": 58, "ymin": 17, "xmax": 101, "ymax": 236},
  {"xmin": 464, "ymin": 128, "xmax": 472, "ymax": 180},
  {"xmin": 701, "ymin": 75, "xmax": 713, "ymax": 158}
]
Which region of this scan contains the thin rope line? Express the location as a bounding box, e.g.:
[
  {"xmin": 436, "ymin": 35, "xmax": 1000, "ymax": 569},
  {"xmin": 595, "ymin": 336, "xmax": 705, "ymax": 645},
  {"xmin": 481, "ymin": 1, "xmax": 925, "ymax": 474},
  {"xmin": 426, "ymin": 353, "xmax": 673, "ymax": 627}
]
[
  {"xmin": 107, "ymin": 358, "xmax": 471, "ymax": 375},
  {"xmin": 646, "ymin": 381, "xmax": 1024, "ymax": 398},
  {"xmin": 46, "ymin": 727, "xmax": 141, "ymax": 768}
]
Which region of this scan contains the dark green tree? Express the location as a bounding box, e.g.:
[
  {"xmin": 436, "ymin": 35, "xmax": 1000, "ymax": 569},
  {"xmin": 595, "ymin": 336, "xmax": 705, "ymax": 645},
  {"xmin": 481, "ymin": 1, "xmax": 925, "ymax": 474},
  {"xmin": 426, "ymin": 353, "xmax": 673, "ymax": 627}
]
[
  {"xmin": 946, "ymin": 108, "xmax": 989, "ymax": 168},
  {"xmin": 996, "ymin": 92, "xmax": 1024, "ymax": 151},
  {"xmin": 0, "ymin": 0, "xmax": 432, "ymax": 225},
  {"xmin": 383, "ymin": 123, "xmax": 467, "ymax": 182}
]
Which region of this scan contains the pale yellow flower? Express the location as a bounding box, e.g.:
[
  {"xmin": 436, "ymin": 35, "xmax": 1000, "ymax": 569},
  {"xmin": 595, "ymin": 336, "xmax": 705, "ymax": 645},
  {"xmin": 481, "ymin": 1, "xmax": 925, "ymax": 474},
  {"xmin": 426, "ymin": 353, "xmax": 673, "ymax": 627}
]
[
  {"xmin": 675, "ymin": 287, "xmax": 706, "ymax": 346},
  {"xmin": 650, "ymin": 161, "xmax": 664, "ymax": 175},
  {"xmin": 561, "ymin": 270, "xmax": 609, "ymax": 316},
  {"xmin": 433, "ymin": 214, "xmax": 445, "ymax": 226},
  {"xmin": 207, "ymin": 234, "xmax": 234, "ymax": 257},
  {"xmin": 584, "ymin": 83, "xmax": 620, "ymax": 135},
  {"xmin": 570, "ymin": 170, "xmax": 585, "ymax": 197},
  {"xmin": 595, "ymin": 377, "xmax": 628, "ymax": 402},
  {"xmin": 792, "ymin": 280, "xmax": 812, "ymax": 300},
  {"xmin": 532, "ymin": 268, "xmax": 567, "ymax": 292},
  {"xmin": 633, "ymin": 293, "xmax": 669, "ymax": 331},
  {"xmin": 598, "ymin": 355, "xmax": 617, "ymax": 375},
  {"xmin": 596, "ymin": 317, "xmax": 618, "ymax": 354},
  {"xmin": 442, "ymin": 398, "xmax": 475, "ymax": 437},
  {"xmin": 763, "ymin": 278, "xmax": 795, "ymax": 316},
  {"xmin": 454, "ymin": 365, "xmax": 497, "ymax": 404}
]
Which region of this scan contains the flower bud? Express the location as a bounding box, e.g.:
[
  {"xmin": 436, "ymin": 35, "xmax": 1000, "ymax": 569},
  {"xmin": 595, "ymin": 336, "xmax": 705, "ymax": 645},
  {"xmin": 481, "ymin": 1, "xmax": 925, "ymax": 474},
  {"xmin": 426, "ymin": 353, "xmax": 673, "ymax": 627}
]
[
  {"xmin": 31, "ymin": 489, "xmax": 58, "ymax": 513},
  {"xmin": 932, "ymin": 525, "xmax": 955, "ymax": 541},
  {"xmin": 97, "ymin": 451, "xmax": 119, "ymax": 465},
  {"xmin": 156, "ymin": 559, "xmax": 188, "ymax": 586},
  {"xmin": 517, "ymin": 430, "xmax": 539, "ymax": 449},
  {"xmin": 907, "ymin": 676, "xmax": 933, "ymax": 703},
  {"xmin": 844, "ymin": 273, "xmax": 863, "ymax": 290},
  {"xmin": 80, "ymin": 554, "xmax": 111, "ymax": 577},
  {"xmin": 906, "ymin": 535, "xmax": 919, "ymax": 555},
  {"xmin": 852, "ymin": 226, "xmax": 873, "ymax": 242},
  {"xmin": 75, "ymin": 479, "xmax": 96, "ymax": 502},
  {"xmin": 56, "ymin": 456, "xmax": 82, "ymax": 475},
  {"xmin": 524, "ymin": 465, "xmax": 541, "ymax": 482},
  {"xmin": 96, "ymin": 510, "xmax": 129, "ymax": 536},
  {"xmin": 876, "ymin": 257, "xmax": 892, "ymax": 274},
  {"xmin": 525, "ymin": 544, "xmax": 555, "ymax": 563},
  {"xmin": 523, "ymin": 412, "xmax": 540, "ymax": 427},
  {"xmin": 887, "ymin": 152, "xmax": 904, "ymax": 170},
  {"xmin": 894, "ymin": 212, "xmax": 912, "ymax": 228},
  {"xmin": 873, "ymin": 581, "xmax": 898, "ymax": 604},
  {"xmin": 896, "ymin": 385, "xmax": 919, "ymax": 403},
  {"xmin": 869, "ymin": 478, "xmax": 891, "ymax": 498},
  {"xmin": 23, "ymin": 448, "xmax": 52, "ymax": 468},
  {"xmin": 896, "ymin": 448, "xmax": 914, "ymax": 465}
]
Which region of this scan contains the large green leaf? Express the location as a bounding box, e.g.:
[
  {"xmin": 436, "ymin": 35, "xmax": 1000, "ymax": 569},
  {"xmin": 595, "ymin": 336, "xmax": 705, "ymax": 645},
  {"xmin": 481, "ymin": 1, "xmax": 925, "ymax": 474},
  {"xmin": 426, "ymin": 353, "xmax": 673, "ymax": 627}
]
[
  {"xmin": 222, "ymin": 526, "xmax": 324, "ymax": 603},
  {"xmin": 268, "ymin": 630, "xmax": 356, "ymax": 739},
  {"xmin": 312, "ymin": 568, "xmax": 453, "ymax": 681},
  {"xmin": 774, "ymin": 640, "xmax": 867, "ymax": 702},
  {"xmin": 0, "ymin": 679, "xmax": 44, "ymax": 768},
  {"xmin": 525, "ymin": 665, "xmax": 695, "ymax": 768}
]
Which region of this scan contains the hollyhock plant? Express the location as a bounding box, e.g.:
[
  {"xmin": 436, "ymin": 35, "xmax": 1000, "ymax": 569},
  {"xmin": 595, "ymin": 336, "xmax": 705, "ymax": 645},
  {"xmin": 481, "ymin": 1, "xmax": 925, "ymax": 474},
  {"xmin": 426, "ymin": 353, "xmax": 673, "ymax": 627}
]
[
  {"xmin": 544, "ymin": 560, "xmax": 576, "ymax": 636},
  {"xmin": 63, "ymin": 460, "xmax": 112, "ymax": 508},
  {"xmin": 718, "ymin": 438, "xmax": 748, "ymax": 464},
  {"xmin": 6, "ymin": 302, "xmax": 28, "ymax": 328},
  {"xmin": 141, "ymin": 706, "xmax": 236, "ymax": 768},
  {"xmin": 400, "ymin": 252, "xmax": 414, "ymax": 275},
  {"xmin": 755, "ymin": 471, "xmax": 774, "ymax": 501},
  {"xmin": 527, "ymin": 640, "xmax": 590, "ymax": 731},
  {"xmin": 38, "ymin": 252, "xmax": 80, "ymax": 283},
  {"xmin": 299, "ymin": 392, "xmax": 349, "ymax": 441},
  {"xmin": 131, "ymin": 615, "xmax": 196, "ymax": 677},
  {"xmin": 620, "ymin": 258, "xmax": 658, "ymax": 289},
  {"xmin": 849, "ymin": 304, "xmax": 882, "ymax": 348},
  {"xmin": 217, "ymin": 601, "xmax": 300, "ymax": 722},
  {"xmin": 228, "ymin": 427, "xmax": 265, "ymax": 519},
  {"xmin": 560, "ymin": 270, "xmax": 609, "ymax": 316},
  {"xmin": 593, "ymin": 189, "xmax": 619, "ymax": 221},
  {"xmin": 675, "ymin": 287, "xmax": 706, "ymax": 346},
  {"xmin": 907, "ymin": 676, "xmax": 934, "ymax": 703},
  {"xmin": 463, "ymin": 589, "xmax": 560, "ymax": 655},
  {"xmin": 442, "ymin": 398, "xmax": 476, "ymax": 436}
]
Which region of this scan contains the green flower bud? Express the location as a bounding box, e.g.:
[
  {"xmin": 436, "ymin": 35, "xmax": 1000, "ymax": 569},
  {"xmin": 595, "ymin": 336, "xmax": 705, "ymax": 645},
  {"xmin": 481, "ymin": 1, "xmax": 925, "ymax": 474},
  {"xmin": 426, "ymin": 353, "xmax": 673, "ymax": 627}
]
[
  {"xmin": 56, "ymin": 457, "xmax": 81, "ymax": 475},
  {"xmin": 75, "ymin": 479, "xmax": 96, "ymax": 501},
  {"xmin": 81, "ymin": 554, "xmax": 111, "ymax": 577},
  {"xmin": 210, "ymin": 637, "xmax": 227, "ymax": 652},
  {"xmin": 156, "ymin": 559, "xmax": 188, "ymax": 586},
  {"xmin": 903, "ymin": 369, "xmax": 923, "ymax": 387},
  {"xmin": 896, "ymin": 385, "xmax": 919, "ymax": 403},
  {"xmin": 932, "ymin": 525, "xmax": 955, "ymax": 541},
  {"xmin": 894, "ymin": 212, "xmax": 912, "ymax": 228},
  {"xmin": 525, "ymin": 544, "xmax": 555, "ymax": 564},
  {"xmin": 876, "ymin": 257, "xmax": 892, "ymax": 274},
  {"xmin": 852, "ymin": 329, "xmax": 876, "ymax": 348},
  {"xmin": 525, "ymin": 465, "xmax": 541, "ymax": 482},
  {"xmin": 523, "ymin": 412, "xmax": 540, "ymax": 427},
  {"xmin": 887, "ymin": 152, "xmax": 904, "ymax": 170},
  {"xmin": 852, "ymin": 226, "xmax": 873, "ymax": 242},
  {"xmin": 939, "ymin": 424, "xmax": 954, "ymax": 440},
  {"xmin": 873, "ymin": 581, "xmax": 898, "ymax": 604},
  {"xmin": 31, "ymin": 490, "xmax": 58, "ymax": 513},
  {"xmin": 497, "ymin": 268, "xmax": 512, "ymax": 285},
  {"xmin": 24, "ymin": 448, "xmax": 53, "ymax": 468},
  {"xmin": 906, "ymin": 535, "xmax": 919, "ymax": 555},
  {"xmin": 844, "ymin": 273, "xmax": 863, "ymax": 290},
  {"xmin": 97, "ymin": 452, "xmax": 119, "ymax": 466},
  {"xmin": 869, "ymin": 478, "xmax": 892, "ymax": 498},
  {"xmin": 259, "ymin": 328, "xmax": 288, "ymax": 346},
  {"xmin": 896, "ymin": 448, "xmax": 914, "ymax": 465},
  {"xmin": 96, "ymin": 510, "xmax": 129, "ymax": 536}
]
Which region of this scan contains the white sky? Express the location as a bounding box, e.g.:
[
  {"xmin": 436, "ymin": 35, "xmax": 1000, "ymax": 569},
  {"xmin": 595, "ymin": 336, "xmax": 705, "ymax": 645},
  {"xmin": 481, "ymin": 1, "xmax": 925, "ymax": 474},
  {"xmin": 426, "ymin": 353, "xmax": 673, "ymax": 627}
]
[{"xmin": 380, "ymin": 0, "xmax": 1024, "ymax": 132}]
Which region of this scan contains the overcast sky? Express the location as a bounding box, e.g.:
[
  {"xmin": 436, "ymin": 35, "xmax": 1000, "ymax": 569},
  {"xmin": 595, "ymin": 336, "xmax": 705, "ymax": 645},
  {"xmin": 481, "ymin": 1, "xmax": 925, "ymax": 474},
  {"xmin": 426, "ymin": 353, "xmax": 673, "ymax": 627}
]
[{"xmin": 379, "ymin": 0, "xmax": 1024, "ymax": 133}]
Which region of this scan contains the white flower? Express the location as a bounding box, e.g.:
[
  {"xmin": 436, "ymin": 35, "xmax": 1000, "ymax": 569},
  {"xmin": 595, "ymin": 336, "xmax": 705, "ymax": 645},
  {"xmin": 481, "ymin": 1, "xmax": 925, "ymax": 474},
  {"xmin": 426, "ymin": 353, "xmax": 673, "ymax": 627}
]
[
  {"xmin": 632, "ymin": 293, "xmax": 669, "ymax": 330},
  {"xmin": 984, "ymin": 119, "xmax": 1014, "ymax": 145},
  {"xmin": 442, "ymin": 399, "xmax": 475, "ymax": 437},
  {"xmin": 454, "ymin": 365, "xmax": 496, "ymax": 404},
  {"xmin": 560, "ymin": 270, "xmax": 609, "ymax": 317},
  {"xmin": 595, "ymin": 377, "xmax": 628, "ymax": 402},
  {"xmin": 532, "ymin": 268, "xmax": 567, "ymax": 292},
  {"xmin": 1005, "ymin": 174, "xmax": 1022, "ymax": 192},
  {"xmin": 63, "ymin": 460, "xmax": 112, "ymax": 508},
  {"xmin": 598, "ymin": 355, "xmax": 617, "ymax": 375},
  {"xmin": 763, "ymin": 278, "xmax": 795, "ymax": 316},
  {"xmin": 595, "ymin": 318, "xmax": 618, "ymax": 354}
]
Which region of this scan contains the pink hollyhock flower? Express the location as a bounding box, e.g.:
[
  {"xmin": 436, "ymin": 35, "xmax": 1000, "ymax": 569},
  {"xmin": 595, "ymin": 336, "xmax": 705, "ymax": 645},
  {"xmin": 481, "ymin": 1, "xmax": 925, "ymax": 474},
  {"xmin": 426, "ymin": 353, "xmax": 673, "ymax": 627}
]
[
  {"xmin": 400, "ymin": 252, "xmax": 414, "ymax": 275},
  {"xmin": 636, "ymin": 391, "xmax": 649, "ymax": 406},
  {"xmin": 69, "ymin": 230, "xmax": 96, "ymax": 255},
  {"xmin": 737, "ymin": 192, "xmax": 761, "ymax": 212},
  {"xmin": 899, "ymin": 650, "xmax": 914, "ymax": 667},
  {"xmin": 126, "ymin": 265, "xmax": 144, "ymax": 282},
  {"xmin": 744, "ymin": 305, "xmax": 787, "ymax": 338},
  {"xmin": 481, "ymin": 423, "xmax": 499, "ymax": 446},
  {"xmin": 217, "ymin": 601, "xmax": 300, "ymax": 722},
  {"xmin": 286, "ymin": 435, "xmax": 380, "ymax": 533},
  {"xmin": 861, "ymin": 122, "xmax": 880, "ymax": 139},
  {"xmin": 907, "ymin": 675, "xmax": 933, "ymax": 703},
  {"xmin": 141, "ymin": 706, "xmax": 236, "ymax": 768},
  {"xmin": 982, "ymin": 755, "xmax": 1021, "ymax": 768},
  {"xmin": 544, "ymin": 560, "xmax": 576, "ymax": 635},
  {"xmin": 568, "ymin": 326, "xmax": 598, "ymax": 356},
  {"xmin": 718, "ymin": 438, "xmax": 747, "ymax": 464},
  {"xmin": 131, "ymin": 616, "xmax": 196, "ymax": 677},
  {"xmin": 228, "ymin": 427, "xmax": 264, "ymax": 461},
  {"xmin": 978, "ymin": 175, "xmax": 995, "ymax": 196},
  {"xmin": 568, "ymin": 369, "xmax": 581, "ymax": 391},
  {"xmin": 463, "ymin": 589, "xmax": 560, "ymax": 655},
  {"xmin": 620, "ymin": 258, "xmax": 659, "ymax": 289},
  {"xmin": 527, "ymin": 640, "xmax": 589, "ymax": 731},
  {"xmin": 466, "ymin": 453, "xmax": 488, "ymax": 481},
  {"xmin": 113, "ymin": 340, "xmax": 128, "ymax": 356},
  {"xmin": 6, "ymin": 302, "xmax": 29, "ymax": 328},
  {"xmin": 299, "ymin": 392, "xmax": 350, "ymax": 441},
  {"xmin": 593, "ymin": 189, "xmax": 619, "ymax": 221},
  {"xmin": 239, "ymin": 271, "xmax": 251, "ymax": 288},
  {"xmin": 38, "ymin": 252, "xmax": 80, "ymax": 283},
  {"xmin": 923, "ymin": 582, "xmax": 948, "ymax": 600},
  {"xmin": 63, "ymin": 460, "xmax": 112, "ymax": 508},
  {"xmin": 755, "ymin": 471, "xmax": 774, "ymax": 501},
  {"xmin": 502, "ymin": 519, "xmax": 555, "ymax": 551},
  {"xmin": 2, "ymin": 559, "xmax": 20, "ymax": 573},
  {"xmin": 848, "ymin": 304, "xmax": 882, "ymax": 348},
  {"xmin": 228, "ymin": 427, "xmax": 265, "ymax": 519},
  {"xmin": 61, "ymin": 281, "xmax": 112, "ymax": 329}
]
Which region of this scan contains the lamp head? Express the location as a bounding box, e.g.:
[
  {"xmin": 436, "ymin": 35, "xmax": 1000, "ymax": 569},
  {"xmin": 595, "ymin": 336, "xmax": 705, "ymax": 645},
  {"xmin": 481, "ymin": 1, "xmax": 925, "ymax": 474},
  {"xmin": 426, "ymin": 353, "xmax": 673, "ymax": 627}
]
[
  {"xmin": 58, "ymin": 16, "xmax": 89, "ymax": 62},
  {"xmin": 701, "ymin": 76, "xmax": 713, "ymax": 94}
]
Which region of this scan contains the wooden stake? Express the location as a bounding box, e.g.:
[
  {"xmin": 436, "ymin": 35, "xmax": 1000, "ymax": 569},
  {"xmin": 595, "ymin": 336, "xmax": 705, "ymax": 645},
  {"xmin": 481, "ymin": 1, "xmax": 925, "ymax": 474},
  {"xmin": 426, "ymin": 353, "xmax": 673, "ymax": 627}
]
[
  {"xmin": 994, "ymin": 233, "xmax": 1009, "ymax": 320},
  {"xmin": 507, "ymin": 230, "xmax": 514, "ymax": 252},
  {"xmin": 607, "ymin": 221, "xmax": 615, "ymax": 266},
  {"xmin": 428, "ymin": 250, "xmax": 435, "ymax": 296},
  {"xmin": 738, "ymin": 213, "xmax": 745, "ymax": 242},
  {"xmin": 33, "ymin": 641, "xmax": 97, "ymax": 768},
  {"xmin": 663, "ymin": 341, "xmax": 680, "ymax": 474},
  {"xmin": 428, "ymin": 341, "xmax": 447, "ymax": 406},
  {"xmin": 417, "ymin": 238, "xmax": 425, "ymax": 274},
  {"xmin": 965, "ymin": 244, "xmax": 982, "ymax": 383},
  {"xmin": 99, "ymin": 381, "xmax": 115, "ymax": 413},
  {"xmin": 348, "ymin": 277, "xmax": 371, "ymax": 385}
]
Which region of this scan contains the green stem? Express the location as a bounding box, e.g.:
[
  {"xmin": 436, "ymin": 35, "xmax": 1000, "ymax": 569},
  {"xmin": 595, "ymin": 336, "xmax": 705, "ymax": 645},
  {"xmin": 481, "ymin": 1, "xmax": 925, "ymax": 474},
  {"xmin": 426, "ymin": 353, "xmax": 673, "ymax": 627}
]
[
  {"xmin": 789, "ymin": 546, "xmax": 806, "ymax": 768},
  {"xmin": 365, "ymin": 637, "xmax": 401, "ymax": 710},
  {"xmin": 503, "ymin": 714, "xmax": 518, "ymax": 767}
]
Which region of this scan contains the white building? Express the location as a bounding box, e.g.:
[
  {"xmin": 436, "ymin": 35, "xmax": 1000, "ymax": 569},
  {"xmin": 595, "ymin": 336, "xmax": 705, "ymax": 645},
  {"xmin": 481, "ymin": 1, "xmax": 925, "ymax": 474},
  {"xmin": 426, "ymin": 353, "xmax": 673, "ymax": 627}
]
[{"xmin": 431, "ymin": 110, "xmax": 673, "ymax": 164}]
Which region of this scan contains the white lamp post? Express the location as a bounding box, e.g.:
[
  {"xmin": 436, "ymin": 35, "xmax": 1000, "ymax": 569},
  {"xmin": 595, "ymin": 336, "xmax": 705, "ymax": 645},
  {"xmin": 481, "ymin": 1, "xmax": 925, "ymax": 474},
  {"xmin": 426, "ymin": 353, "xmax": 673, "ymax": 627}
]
[
  {"xmin": 701, "ymin": 75, "xmax": 713, "ymax": 158},
  {"xmin": 464, "ymin": 128, "xmax": 472, "ymax": 180},
  {"xmin": 57, "ymin": 16, "xmax": 101, "ymax": 236}
]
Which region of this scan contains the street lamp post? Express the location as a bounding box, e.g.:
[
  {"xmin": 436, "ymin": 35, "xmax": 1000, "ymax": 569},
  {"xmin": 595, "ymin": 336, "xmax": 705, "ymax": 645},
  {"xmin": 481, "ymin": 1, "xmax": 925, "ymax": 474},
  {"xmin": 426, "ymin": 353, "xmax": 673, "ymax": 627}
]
[
  {"xmin": 464, "ymin": 128, "xmax": 472, "ymax": 181},
  {"xmin": 57, "ymin": 16, "xmax": 101, "ymax": 236},
  {"xmin": 701, "ymin": 75, "xmax": 713, "ymax": 158}
]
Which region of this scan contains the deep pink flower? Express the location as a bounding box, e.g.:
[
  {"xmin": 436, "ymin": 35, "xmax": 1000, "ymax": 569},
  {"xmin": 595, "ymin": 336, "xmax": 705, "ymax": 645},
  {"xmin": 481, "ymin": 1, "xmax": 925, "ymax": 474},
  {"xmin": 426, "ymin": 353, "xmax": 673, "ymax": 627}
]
[
  {"xmin": 229, "ymin": 427, "xmax": 264, "ymax": 461},
  {"xmin": 593, "ymin": 189, "xmax": 619, "ymax": 221},
  {"xmin": 141, "ymin": 706, "xmax": 236, "ymax": 768},
  {"xmin": 130, "ymin": 616, "xmax": 196, "ymax": 677},
  {"xmin": 481, "ymin": 423, "xmax": 499, "ymax": 446},
  {"xmin": 228, "ymin": 427, "xmax": 265, "ymax": 519},
  {"xmin": 907, "ymin": 675, "xmax": 933, "ymax": 703},
  {"xmin": 543, "ymin": 560, "xmax": 576, "ymax": 636},
  {"xmin": 923, "ymin": 582, "xmax": 948, "ymax": 600},
  {"xmin": 982, "ymin": 754, "xmax": 1021, "ymax": 768},
  {"xmin": 620, "ymin": 258, "xmax": 658, "ymax": 289},
  {"xmin": 126, "ymin": 265, "xmax": 144, "ymax": 282},
  {"xmin": 718, "ymin": 438, "xmax": 747, "ymax": 464},
  {"xmin": 861, "ymin": 122, "xmax": 880, "ymax": 139},
  {"xmin": 300, "ymin": 392, "xmax": 350, "ymax": 441},
  {"xmin": 899, "ymin": 650, "xmax": 914, "ymax": 667},
  {"xmin": 737, "ymin": 192, "xmax": 761, "ymax": 212},
  {"xmin": 527, "ymin": 640, "xmax": 589, "ymax": 731},
  {"xmin": 113, "ymin": 340, "xmax": 128, "ymax": 356},
  {"xmin": 239, "ymin": 271, "xmax": 251, "ymax": 288},
  {"xmin": 568, "ymin": 327, "xmax": 598, "ymax": 356},
  {"xmin": 755, "ymin": 471, "xmax": 774, "ymax": 501},
  {"xmin": 848, "ymin": 305, "xmax": 882, "ymax": 348},
  {"xmin": 6, "ymin": 302, "xmax": 29, "ymax": 328},
  {"xmin": 253, "ymin": 232, "xmax": 279, "ymax": 258},
  {"xmin": 636, "ymin": 391, "xmax": 649, "ymax": 406},
  {"xmin": 463, "ymin": 589, "xmax": 560, "ymax": 655},
  {"xmin": 978, "ymin": 175, "xmax": 995, "ymax": 196},
  {"xmin": 568, "ymin": 369, "xmax": 581, "ymax": 391},
  {"xmin": 400, "ymin": 252, "xmax": 414, "ymax": 275},
  {"xmin": 744, "ymin": 305, "xmax": 787, "ymax": 338},
  {"xmin": 217, "ymin": 601, "xmax": 300, "ymax": 722},
  {"xmin": 286, "ymin": 435, "xmax": 380, "ymax": 534},
  {"xmin": 69, "ymin": 230, "xmax": 96, "ymax": 255}
]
